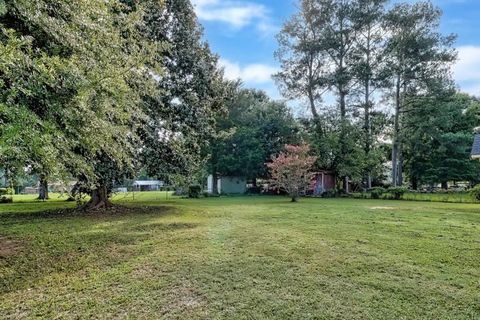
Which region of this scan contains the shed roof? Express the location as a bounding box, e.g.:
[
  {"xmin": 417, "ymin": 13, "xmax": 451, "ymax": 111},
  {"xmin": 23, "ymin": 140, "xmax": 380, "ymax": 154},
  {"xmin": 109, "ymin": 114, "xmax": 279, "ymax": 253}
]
[
  {"xmin": 471, "ymin": 134, "xmax": 480, "ymax": 159},
  {"xmin": 133, "ymin": 180, "xmax": 164, "ymax": 186}
]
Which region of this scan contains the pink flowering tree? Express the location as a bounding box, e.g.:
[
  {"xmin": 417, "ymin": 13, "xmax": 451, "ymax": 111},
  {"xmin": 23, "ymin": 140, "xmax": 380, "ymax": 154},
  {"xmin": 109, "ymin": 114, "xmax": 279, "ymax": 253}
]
[{"xmin": 267, "ymin": 144, "xmax": 317, "ymax": 202}]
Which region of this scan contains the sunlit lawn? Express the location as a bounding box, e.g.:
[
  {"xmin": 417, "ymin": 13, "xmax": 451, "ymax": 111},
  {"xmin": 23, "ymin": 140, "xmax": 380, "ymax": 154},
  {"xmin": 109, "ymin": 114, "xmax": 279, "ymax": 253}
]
[{"xmin": 1, "ymin": 193, "xmax": 479, "ymax": 319}]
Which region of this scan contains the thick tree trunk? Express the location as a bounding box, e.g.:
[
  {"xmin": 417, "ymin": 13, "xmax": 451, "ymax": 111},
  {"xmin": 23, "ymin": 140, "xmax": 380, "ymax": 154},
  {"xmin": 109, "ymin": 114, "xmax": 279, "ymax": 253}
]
[
  {"xmin": 38, "ymin": 174, "xmax": 49, "ymax": 200},
  {"xmin": 441, "ymin": 181, "xmax": 448, "ymax": 190},
  {"xmin": 84, "ymin": 184, "xmax": 112, "ymax": 210}
]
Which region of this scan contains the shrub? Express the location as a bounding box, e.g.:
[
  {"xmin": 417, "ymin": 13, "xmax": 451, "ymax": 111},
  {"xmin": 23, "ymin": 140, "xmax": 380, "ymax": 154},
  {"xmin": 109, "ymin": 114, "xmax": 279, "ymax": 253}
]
[
  {"xmin": 369, "ymin": 187, "xmax": 386, "ymax": 199},
  {"xmin": 0, "ymin": 188, "xmax": 14, "ymax": 195},
  {"xmin": 188, "ymin": 185, "xmax": 202, "ymax": 198},
  {"xmin": 321, "ymin": 189, "xmax": 338, "ymax": 198},
  {"xmin": 469, "ymin": 185, "xmax": 480, "ymax": 202},
  {"xmin": 0, "ymin": 196, "xmax": 12, "ymax": 203},
  {"xmin": 246, "ymin": 186, "xmax": 262, "ymax": 195},
  {"xmin": 388, "ymin": 187, "xmax": 408, "ymax": 200}
]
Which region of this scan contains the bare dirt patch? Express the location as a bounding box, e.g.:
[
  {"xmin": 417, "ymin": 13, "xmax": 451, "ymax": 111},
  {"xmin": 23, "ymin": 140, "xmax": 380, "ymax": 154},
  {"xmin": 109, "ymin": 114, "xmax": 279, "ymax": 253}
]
[
  {"xmin": 0, "ymin": 236, "xmax": 25, "ymax": 257},
  {"xmin": 369, "ymin": 206, "xmax": 398, "ymax": 210},
  {"xmin": 162, "ymin": 280, "xmax": 206, "ymax": 315}
]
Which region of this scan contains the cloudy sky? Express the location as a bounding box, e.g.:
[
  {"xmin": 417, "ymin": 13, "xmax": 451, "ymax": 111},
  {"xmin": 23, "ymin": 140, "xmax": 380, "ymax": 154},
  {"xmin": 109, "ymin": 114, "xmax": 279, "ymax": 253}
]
[{"xmin": 192, "ymin": 0, "xmax": 480, "ymax": 103}]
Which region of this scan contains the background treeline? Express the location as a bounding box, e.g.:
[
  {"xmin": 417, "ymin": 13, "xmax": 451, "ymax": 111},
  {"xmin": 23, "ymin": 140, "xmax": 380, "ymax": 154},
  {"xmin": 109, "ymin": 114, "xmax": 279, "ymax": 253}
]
[
  {"xmin": 1, "ymin": 0, "xmax": 479, "ymax": 205},
  {"xmin": 0, "ymin": 0, "xmax": 232, "ymax": 207},
  {"xmin": 272, "ymin": 0, "xmax": 480, "ymax": 191}
]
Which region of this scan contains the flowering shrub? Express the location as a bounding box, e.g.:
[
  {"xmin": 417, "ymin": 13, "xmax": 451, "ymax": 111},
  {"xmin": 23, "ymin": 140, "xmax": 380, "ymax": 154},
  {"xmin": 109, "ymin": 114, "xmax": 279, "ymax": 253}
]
[{"xmin": 267, "ymin": 144, "xmax": 317, "ymax": 202}]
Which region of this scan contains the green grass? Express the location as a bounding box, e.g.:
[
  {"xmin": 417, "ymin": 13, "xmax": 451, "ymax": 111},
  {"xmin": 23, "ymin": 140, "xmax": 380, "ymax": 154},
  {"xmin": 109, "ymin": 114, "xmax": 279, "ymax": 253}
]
[
  {"xmin": 402, "ymin": 192, "xmax": 474, "ymax": 203},
  {"xmin": 353, "ymin": 191, "xmax": 475, "ymax": 203},
  {"xmin": 1, "ymin": 193, "xmax": 480, "ymax": 319}
]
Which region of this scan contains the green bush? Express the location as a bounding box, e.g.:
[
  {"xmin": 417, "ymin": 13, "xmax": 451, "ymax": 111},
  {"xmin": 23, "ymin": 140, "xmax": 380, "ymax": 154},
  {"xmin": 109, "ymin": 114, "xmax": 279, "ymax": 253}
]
[
  {"xmin": 321, "ymin": 189, "xmax": 338, "ymax": 198},
  {"xmin": 188, "ymin": 185, "xmax": 202, "ymax": 198},
  {"xmin": 469, "ymin": 185, "xmax": 480, "ymax": 202},
  {"xmin": 0, "ymin": 188, "xmax": 14, "ymax": 195},
  {"xmin": 388, "ymin": 187, "xmax": 408, "ymax": 200},
  {"xmin": 0, "ymin": 195, "xmax": 13, "ymax": 203},
  {"xmin": 369, "ymin": 187, "xmax": 386, "ymax": 199},
  {"xmin": 246, "ymin": 186, "xmax": 262, "ymax": 195}
]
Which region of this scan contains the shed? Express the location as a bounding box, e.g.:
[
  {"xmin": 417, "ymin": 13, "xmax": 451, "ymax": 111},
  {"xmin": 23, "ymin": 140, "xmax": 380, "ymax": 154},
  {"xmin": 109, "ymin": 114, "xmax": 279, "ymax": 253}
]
[
  {"xmin": 311, "ymin": 171, "xmax": 336, "ymax": 196},
  {"xmin": 207, "ymin": 175, "xmax": 247, "ymax": 195},
  {"xmin": 133, "ymin": 180, "xmax": 164, "ymax": 191}
]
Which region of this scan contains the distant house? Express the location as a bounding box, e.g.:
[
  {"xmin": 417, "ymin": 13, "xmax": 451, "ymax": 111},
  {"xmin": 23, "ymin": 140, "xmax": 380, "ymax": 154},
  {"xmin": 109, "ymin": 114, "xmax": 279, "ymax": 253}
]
[
  {"xmin": 471, "ymin": 130, "xmax": 480, "ymax": 160},
  {"xmin": 23, "ymin": 187, "xmax": 38, "ymax": 195},
  {"xmin": 310, "ymin": 171, "xmax": 336, "ymax": 196},
  {"xmin": 207, "ymin": 175, "xmax": 247, "ymax": 195},
  {"xmin": 133, "ymin": 180, "xmax": 164, "ymax": 191}
]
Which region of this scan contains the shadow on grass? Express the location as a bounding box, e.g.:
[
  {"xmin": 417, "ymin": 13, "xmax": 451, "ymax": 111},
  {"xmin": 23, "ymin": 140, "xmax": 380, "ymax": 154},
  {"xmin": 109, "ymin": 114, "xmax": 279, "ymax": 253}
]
[
  {"xmin": 0, "ymin": 204, "xmax": 177, "ymax": 221},
  {"xmin": 0, "ymin": 205, "xmax": 198, "ymax": 294}
]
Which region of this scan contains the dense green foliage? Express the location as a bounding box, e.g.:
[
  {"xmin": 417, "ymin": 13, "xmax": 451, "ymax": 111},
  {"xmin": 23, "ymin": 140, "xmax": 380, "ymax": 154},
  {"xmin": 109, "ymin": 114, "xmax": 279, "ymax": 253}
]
[
  {"xmin": 369, "ymin": 187, "xmax": 386, "ymax": 199},
  {"xmin": 188, "ymin": 184, "xmax": 202, "ymax": 198},
  {"xmin": 0, "ymin": 0, "xmax": 229, "ymax": 206},
  {"xmin": 404, "ymin": 93, "xmax": 480, "ymax": 188},
  {"xmin": 208, "ymin": 88, "xmax": 298, "ymax": 182},
  {"xmin": 275, "ymin": 0, "xmax": 475, "ymax": 191},
  {"xmin": 469, "ymin": 184, "xmax": 480, "ymax": 201}
]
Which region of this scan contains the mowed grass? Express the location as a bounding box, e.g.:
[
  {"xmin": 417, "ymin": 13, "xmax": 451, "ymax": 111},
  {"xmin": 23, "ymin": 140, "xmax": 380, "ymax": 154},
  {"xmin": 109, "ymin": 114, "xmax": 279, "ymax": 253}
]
[{"xmin": 1, "ymin": 194, "xmax": 480, "ymax": 319}]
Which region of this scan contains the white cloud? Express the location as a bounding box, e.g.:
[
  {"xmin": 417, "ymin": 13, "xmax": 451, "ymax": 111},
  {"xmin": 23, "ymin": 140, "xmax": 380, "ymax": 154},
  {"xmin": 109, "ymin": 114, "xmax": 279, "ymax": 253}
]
[
  {"xmin": 191, "ymin": 0, "xmax": 276, "ymax": 34},
  {"xmin": 454, "ymin": 46, "xmax": 480, "ymax": 96},
  {"xmin": 219, "ymin": 59, "xmax": 278, "ymax": 84}
]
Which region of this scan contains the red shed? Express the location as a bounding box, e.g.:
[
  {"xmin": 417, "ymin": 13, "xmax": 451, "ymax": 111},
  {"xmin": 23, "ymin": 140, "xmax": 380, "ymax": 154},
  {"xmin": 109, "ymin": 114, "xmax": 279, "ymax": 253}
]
[{"xmin": 310, "ymin": 171, "xmax": 336, "ymax": 196}]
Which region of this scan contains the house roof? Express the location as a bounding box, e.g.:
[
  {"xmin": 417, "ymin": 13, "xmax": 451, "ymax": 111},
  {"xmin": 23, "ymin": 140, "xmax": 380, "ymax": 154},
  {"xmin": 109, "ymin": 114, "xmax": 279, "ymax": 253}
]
[
  {"xmin": 471, "ymin": 134, "xmax": 480, "ymax": 159},
  {"xmin": 133, "ymin": 180, "xmax": 164, "ymax": 186}
]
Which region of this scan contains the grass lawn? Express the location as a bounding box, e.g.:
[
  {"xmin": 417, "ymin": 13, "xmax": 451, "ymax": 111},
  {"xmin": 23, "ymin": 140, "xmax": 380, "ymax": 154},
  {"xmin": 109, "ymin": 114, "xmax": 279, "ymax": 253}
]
[{"xmin": 1, "ymin": 193, "xmax": 480, "ymax": 319}]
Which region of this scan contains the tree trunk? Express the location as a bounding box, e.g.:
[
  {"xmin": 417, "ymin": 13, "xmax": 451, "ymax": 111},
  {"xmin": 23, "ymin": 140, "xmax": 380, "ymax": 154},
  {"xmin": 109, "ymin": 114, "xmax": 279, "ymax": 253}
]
[
  {"xmin": 392, "ymin": 74, "xmax": 401, "ymax": 187},
  {"xmin": 344, "ymin": 176, "xmax": 349, "ymax": 193},
  {"xmin": 339, "ymin": 86, "xmax": 348, "ymax": 193},
  {"xmin": 291, "ymin": 195, "xmax": 298, "ymax": 202},
  {"xmin": 307, "ymin": 55, "xmax": 323, "ymax": 137},
  {"xmin": 397, "ymin": 147, "xmax": 403, "ymax": 187},
  {"xmin": 38, "ymin": 174, "xmax": 49, "ymax": 200},
  {"xmin": 364, "ymin": 28, "xmax": 373, "ymax": 190},
  {"xmin": 441, "ymin": 181, "xmax": 448, "ymax": 190},
  {"xmin": 411, "ymin": 176, "xmax": 418, "ymax": 191},
  {"xmin": 84, "ymin": 184, "xmax": 112, "ymax": 210},
  {"xmin": 212, "ymin": 172, "xmax": 219, "ymax": 195}
]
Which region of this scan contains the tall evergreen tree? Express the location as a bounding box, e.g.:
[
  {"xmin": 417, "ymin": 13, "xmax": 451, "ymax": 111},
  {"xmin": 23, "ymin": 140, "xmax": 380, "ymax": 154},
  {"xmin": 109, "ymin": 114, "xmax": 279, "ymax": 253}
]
[{"xmin": 384, "ymin": 1, "xmax": 456, "ymax": 186}]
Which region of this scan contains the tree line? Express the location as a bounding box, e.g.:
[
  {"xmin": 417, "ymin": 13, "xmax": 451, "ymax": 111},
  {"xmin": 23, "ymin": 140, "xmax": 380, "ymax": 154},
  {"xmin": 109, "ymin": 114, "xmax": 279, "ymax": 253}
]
[
  {"xmin": 274, "ymin": 0, "xmax": 480, "ymax": 191},
  {"xmin": 1, "ymin": 0, "xmax": 479, "ymax": 206},
  {"xmin": 0, "ymin": 0, "xmax": 232, "ymax": 208}
]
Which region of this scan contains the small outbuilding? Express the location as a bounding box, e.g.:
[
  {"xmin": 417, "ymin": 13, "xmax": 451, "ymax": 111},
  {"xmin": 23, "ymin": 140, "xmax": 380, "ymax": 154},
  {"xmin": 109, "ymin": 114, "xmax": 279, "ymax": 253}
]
[
  {"xmin": 311, "ymin": 171, "xmax": 336, "ymax": 196},
  {"xmin": 133, "ymin": 180, "xmax": 164, "ymax": 191},
  {"xmin": 207, "ymin": 175, "xmax": 247, "ymax": 195}
]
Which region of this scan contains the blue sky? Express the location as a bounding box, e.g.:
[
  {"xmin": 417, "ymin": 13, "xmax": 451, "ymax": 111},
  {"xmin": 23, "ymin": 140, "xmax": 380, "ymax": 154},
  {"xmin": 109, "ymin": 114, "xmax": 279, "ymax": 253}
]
[{"xmin": 192, "ymin": 0, "xmax": 480, "ymax": 105}]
